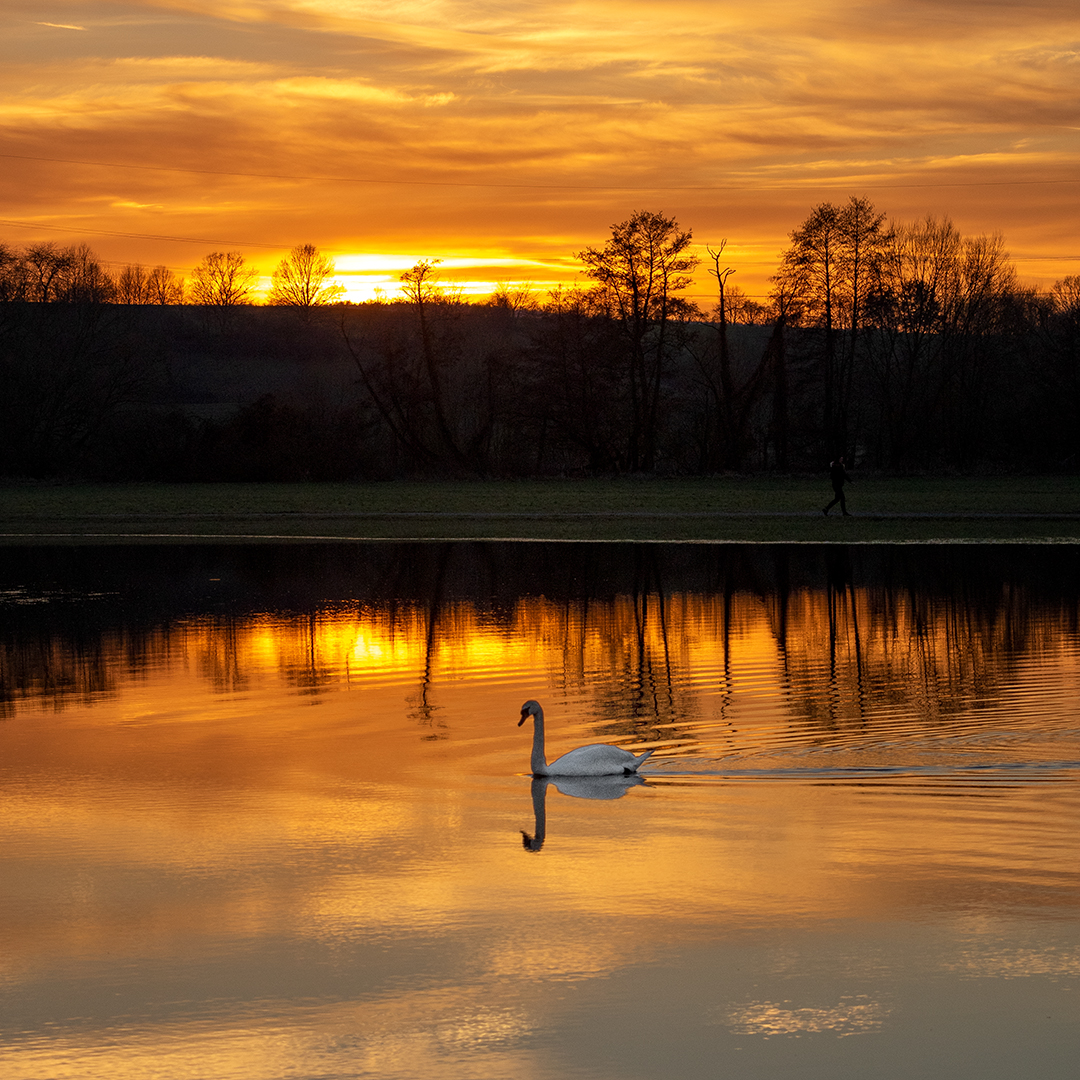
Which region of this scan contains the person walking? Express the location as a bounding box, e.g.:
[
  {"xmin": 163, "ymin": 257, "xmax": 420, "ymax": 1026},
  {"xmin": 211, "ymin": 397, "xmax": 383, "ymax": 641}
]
[{"xmin": 823, "ymin": 455, "xmax": 852, "ymax": 516}]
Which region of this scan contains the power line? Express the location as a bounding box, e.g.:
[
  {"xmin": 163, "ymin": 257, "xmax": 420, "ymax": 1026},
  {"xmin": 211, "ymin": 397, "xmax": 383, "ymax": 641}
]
[
  {"xmin": 2, "ymin": 151, "xmax": 1079, "ymax": 192},
  {"xmin": 1013, "ymin": 254, "xmax": 1080, "ymax": 261}
]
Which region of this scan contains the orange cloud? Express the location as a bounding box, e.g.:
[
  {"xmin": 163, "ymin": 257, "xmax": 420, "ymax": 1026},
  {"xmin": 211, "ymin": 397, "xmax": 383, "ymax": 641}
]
[{"xmin": 2, "ymin": 1, "xmax": 1079, "ymax": 298}]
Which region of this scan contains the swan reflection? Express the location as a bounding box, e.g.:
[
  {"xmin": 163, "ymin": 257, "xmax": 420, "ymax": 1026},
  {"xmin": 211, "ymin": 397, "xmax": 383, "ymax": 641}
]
[{"xmin": 522, "ymin": 774, "xmax": 646, "ymax": 851}]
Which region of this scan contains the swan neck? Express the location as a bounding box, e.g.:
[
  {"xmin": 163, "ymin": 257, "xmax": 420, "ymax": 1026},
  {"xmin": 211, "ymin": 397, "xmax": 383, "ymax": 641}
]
[{"xmin": 530, "ymin": 709, "xmax": 549, "ymax": 776}]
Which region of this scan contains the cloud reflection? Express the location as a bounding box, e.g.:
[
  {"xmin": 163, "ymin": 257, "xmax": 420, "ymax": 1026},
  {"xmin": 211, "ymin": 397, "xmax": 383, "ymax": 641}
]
[{"xmin": 725, "ymin": 995, "xmax": 890, "ymax": 1037}]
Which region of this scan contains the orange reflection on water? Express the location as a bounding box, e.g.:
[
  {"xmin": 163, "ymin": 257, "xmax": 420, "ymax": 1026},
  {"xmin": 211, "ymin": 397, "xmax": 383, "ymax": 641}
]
[
  {"xmin": 4, "ymin": 547, "xmax": 1080, "ymax": 1080},
  {"xmin": 3, "ymin": 576, "xmax": 1080, "ymax": 912},
  {"xmin": 6, "ymin": 578, "xmax": 1080, "ymax": 755}
]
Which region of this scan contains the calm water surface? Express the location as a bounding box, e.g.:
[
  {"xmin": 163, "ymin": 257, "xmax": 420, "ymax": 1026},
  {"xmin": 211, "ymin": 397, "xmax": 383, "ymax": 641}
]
[{"xmin": 1, "ymin": 543, "xmax": 1078, "ymax": 1079}]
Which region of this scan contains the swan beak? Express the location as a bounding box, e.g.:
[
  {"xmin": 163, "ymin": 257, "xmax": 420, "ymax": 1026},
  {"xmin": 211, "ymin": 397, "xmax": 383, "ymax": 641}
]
[{"xmin": 518, "ymin": 711, "xmax": 528, "ymax": 727}]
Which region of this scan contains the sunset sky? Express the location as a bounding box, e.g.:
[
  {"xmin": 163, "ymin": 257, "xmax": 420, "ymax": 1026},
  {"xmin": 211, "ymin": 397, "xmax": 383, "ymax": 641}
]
[{"xmin": 3, "ymin": 1, "xmax": 1079, "ymax": 302}]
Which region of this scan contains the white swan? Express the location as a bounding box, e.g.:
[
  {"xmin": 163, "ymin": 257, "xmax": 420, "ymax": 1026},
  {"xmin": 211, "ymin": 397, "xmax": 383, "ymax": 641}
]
[{"xmin": 518, "ymin": 699, "xmax": 654, "ymax": 777}]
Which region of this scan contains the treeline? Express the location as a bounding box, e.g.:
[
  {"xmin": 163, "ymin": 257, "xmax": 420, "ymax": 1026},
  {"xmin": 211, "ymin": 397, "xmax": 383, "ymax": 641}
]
[
  {"xmin": 0, "ymin": 240, "xmax": 335, "ymax": 308},
  {"xmin": 2, "ymin": 200, "xmax": 1079, "ymax": 479},
  {"xmin": 0, "ymin": 241, "xmax": 185, "ymax": 305}
]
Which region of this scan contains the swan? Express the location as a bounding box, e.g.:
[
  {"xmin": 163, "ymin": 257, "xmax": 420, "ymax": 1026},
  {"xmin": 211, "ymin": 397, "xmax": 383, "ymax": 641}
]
[{"xmin": 518, "ymin": 699, "xmax": 654, "ymax": 777}]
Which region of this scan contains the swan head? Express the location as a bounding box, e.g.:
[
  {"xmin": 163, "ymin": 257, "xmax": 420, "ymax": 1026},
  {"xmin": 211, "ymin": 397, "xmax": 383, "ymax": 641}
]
[{"xmin": 518, "ymin": 699, "xmax": 541, "ymax": 727}]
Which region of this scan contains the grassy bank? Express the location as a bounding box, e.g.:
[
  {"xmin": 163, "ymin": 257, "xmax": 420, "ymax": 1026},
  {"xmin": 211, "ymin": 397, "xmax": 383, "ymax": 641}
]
[{"xmin": 2, "ymin": 477, "xmax": 1080, "ymax": 543}]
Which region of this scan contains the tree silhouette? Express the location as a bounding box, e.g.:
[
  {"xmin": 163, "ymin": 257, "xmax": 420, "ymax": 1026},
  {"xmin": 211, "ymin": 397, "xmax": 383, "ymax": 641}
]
[
  {"xmin": 115, "ymin": 264, "xmax": 150, "ymax": 305},
  {"xmin": 777, "ymin": 197, "xmax": 888, "ymax": 455},
  {"xmin": 65, "ymin": 244, "xmax": 115, "ymax": 304},
  {"xmin": 868, "ymin": 217, "xmax": 1020, "ymax": 468},
  {"xmin": 267, "ymin": 244, "xmax": 344, "ymax": 312},
  {"xmin": 341, "ymin": 260, "xmax": 505, "ymax": 474},
  {"xmin": 579, "ymin": 210, "xmax": 699, "ymax": 471},
  {"xmin": 398, "ymin": 259, "xmax": 469, "ymax": 466},
  {"xmin": 189, "ymin": 251, "xmax": 257, "ymax": 307},
  {"xmin": 688, "ymin": 240, "xmax": 772, "ymax": 470},
  {"xmin": 145, "ymin": 265, "xmax": 185, "ymax": 305},
  {"xmin": 1036, "ymin": 276, "xmax": 1080, "ymax": 466},
  {"xmin": 23, "ymin": 242, "xmax": 74, "ymax": 303},
  {"xmin": 0, "ymin": 241, "xmax": 29, "ymax": 301}
]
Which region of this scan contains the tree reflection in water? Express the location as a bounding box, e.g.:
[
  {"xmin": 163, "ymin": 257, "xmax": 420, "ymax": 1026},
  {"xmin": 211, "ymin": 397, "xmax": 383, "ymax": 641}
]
[{"xmin": 2, "ymin": 543, "xmax": 1079, "ymax": 755}]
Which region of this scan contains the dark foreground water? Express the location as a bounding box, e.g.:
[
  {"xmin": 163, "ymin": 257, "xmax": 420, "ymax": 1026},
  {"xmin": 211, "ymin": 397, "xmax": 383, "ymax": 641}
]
[{"xmin": 1, "ymin": 543, "xmax": 1078, "ymax": 1079}]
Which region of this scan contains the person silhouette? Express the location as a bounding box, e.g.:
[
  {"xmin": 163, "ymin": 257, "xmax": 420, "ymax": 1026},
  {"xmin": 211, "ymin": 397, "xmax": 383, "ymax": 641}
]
[{"xmin": 823, "ymin": 455, "xmax": 852, "ymax": 516}]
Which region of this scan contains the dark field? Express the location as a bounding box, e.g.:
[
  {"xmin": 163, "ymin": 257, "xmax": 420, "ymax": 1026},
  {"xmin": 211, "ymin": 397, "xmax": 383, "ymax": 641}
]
[{"xmin": 3, "ymin": 477, "xmax": 1080, "ymax": 542}]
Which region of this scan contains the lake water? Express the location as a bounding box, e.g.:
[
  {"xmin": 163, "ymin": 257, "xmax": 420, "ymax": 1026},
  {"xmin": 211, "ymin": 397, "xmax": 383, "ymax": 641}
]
[{"xmin": 1, "ymin": 542, "xmax": 1078, "ymax": 1080}]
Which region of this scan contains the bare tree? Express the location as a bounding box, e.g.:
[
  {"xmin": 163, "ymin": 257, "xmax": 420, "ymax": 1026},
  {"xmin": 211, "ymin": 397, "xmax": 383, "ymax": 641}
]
[
  {"xmin": 189, "ymin": 251, "xmax": 257, "ymax": 307},
  {"xmin": 685, "ymin": 240, "xmax": 772, "ymax": 470},
  {"xmin": 708, "ymin": 240, "xmax": 736, "ymax": 414},
  {"xmin": 720, "ymin": 284, "xmax": 771, "ymax": 326},
  {"xmin": 489, "ymin": 282, "xmax": 537, "ymax": 312},
  {"xmin": 397, "ymin": 259, "xmax": 476, "ymax": 469},
  {"xmin": 868, "ymin": 217, "xmax": 1020, "ymax": 468},
  {"xmin": 116, "ymin": 263, "xmax": 184, "ymax": 304},
  {"xmin": 1034, "ymin": 275, "xmax": 1080, "ymax": 466},
  {"xmin": 340, "ymin": 259, "xmax": 509, "ymax": 474},
  {"xmin": 23, "ymin": 242, "xmax": 74, "ymax": 303},
  {"xmin": 399, "ymin": 257, "xmax": 443, "ymax": 306},
  {"xmin": 1050, "ymin": 275, "xmax": 1080, "ymax": 314},
  {"xmin": 764, "ymin": 275, "xmax": 802, "ymax": 471},
  {"xmin": 3, "ymin": 242, "xmax": 120, "ymax": 306},
  {"xmin": 0, "ymin": 242, "xmax": 29, "ymax": 302},
  {"xmin": 267, "ymin": 243, "xmax": 344, "ymax": 312},
  {"xmin": 145, "ymin": 265, "xmax": 185, "ymax": 305},
  {"xmin": 778, "ymin": 197, "xmax": 888, "ymax": 454},
  {"xmin": 116, "ymin": 264, "xmax": 150, "ymax": 305},
  {"xmin": 64, "ymin": 243, "xmax": 115, "ymax": 304},
  {"xmin": 530, "ymin": 285, "xmax": 628, "ymax": 472},
  {"xmin": 578, "ymin": 210, "xmax": 699, "ymax": 471}
]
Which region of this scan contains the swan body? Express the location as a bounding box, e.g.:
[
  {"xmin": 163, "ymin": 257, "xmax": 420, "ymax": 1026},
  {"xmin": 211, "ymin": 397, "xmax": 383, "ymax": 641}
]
[{"xmin": 518, "ymin": 699, "xmax": 654, "ymax": 777}]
